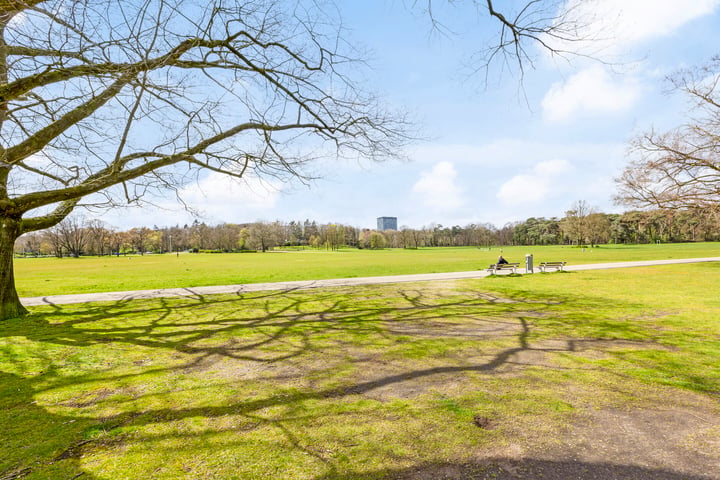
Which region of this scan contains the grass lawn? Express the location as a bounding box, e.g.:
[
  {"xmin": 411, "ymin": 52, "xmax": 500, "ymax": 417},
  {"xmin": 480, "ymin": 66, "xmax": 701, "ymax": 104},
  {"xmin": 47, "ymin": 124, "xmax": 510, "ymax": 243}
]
[
  {"xmin": 2, "ymin": 262, "xmax": 720, "ymax": 478},
  {"xmin": 13, "ymin": 242, "xmax": 720, "ymax": 297}
]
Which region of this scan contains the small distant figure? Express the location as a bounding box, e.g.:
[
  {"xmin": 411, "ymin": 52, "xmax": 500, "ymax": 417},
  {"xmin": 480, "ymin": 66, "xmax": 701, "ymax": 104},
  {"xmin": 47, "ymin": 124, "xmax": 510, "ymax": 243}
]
[{"xmin": 497, "ymin": 255, "xmax": 509, "ymax": 265}]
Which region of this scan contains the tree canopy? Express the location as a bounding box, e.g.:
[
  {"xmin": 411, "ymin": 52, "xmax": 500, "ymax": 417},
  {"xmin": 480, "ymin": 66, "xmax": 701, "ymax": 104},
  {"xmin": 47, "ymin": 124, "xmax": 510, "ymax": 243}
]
[{"xmin": 1, "ymin": 0, "xmax": 412, "ymax": 318}]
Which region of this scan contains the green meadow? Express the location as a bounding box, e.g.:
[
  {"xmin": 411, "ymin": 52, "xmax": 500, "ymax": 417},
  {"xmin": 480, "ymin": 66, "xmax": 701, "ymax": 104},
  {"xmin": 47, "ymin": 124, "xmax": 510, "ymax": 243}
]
[
  {"xmin": 13, "ymin": 242, "xmax": 720, "ymax": 297},
  {"xmin": 2, "ymin": 243, "xmax": 720, "ymax": 478}
]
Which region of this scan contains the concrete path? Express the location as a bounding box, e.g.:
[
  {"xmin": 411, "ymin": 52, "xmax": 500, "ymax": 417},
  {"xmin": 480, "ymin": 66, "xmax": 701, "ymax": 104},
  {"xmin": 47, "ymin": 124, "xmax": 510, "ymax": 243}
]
[{"xmin": 21, "ymin": 256, "xmax": 720, "ymax": 307}]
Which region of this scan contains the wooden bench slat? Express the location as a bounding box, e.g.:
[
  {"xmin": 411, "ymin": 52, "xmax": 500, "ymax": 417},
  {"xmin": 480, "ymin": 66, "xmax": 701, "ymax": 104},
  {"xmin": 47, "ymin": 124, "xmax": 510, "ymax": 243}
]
[
  {"xmin": 487, "ymin": 262, "xmax": 520, "ymax": 274},
  {"xmin": 538, "ymin": 261, "xmax": 566, "ymax": 272}
]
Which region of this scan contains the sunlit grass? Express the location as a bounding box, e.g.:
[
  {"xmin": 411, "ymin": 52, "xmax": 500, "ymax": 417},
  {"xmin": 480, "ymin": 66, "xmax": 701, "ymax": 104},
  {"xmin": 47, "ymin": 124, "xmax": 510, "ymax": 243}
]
[
  {"xmin": 14, "ymin": 242, "xmax": 720, "ymax": 296},
  {"xmin": 2, "ymin": 263, "xmax": 720, "ymax": 478}
]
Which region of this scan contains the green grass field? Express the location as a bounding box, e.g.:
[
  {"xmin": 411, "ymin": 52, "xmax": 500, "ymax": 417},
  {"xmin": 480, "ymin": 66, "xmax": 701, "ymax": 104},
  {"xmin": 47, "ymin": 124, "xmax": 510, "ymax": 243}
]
[
  {"xmin": 2, "ymin": 253, "xmax": 720, "ymax": 478},
  {"xmin": 13, "ymin": 242, "xmax": 720, "ymax": 297}
]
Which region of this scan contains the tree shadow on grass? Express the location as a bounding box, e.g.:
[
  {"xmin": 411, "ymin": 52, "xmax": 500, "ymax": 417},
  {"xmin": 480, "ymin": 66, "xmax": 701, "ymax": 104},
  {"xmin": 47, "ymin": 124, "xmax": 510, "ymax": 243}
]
[
  {"xmin": 0, "ymin": 370, "xmax": 99, "ymax": 479},
  {"xmin": 313, "ymin": 459, "xmax": 716, "ymax": 480},
  {"xmin": 0, "ymin": 283, "xmax": 710, "ymax": 478}
]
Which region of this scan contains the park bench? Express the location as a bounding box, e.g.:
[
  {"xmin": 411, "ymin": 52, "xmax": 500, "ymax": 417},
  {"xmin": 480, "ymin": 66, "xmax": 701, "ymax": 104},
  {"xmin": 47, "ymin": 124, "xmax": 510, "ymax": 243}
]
[
  {"xmin": 486, "ymin": 262, "xmax": 520, "ymax": 274},
  {"xmin": 538, "ymin": 261, "xmax": 566, "ymax": 272}
]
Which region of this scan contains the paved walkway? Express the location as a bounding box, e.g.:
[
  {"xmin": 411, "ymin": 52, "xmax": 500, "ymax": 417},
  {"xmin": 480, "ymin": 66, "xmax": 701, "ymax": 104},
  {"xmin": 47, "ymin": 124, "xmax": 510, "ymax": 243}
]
[{"xmin": 21, "ymin": 257, "xmax": 720, "ymax": 307}]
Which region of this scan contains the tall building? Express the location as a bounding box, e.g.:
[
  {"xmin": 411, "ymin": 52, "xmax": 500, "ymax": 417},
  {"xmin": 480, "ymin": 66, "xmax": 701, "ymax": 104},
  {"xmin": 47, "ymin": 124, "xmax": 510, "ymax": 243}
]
[{"xmin": 377, "ymin": 216, "xmax": 398, "ymax": 231}]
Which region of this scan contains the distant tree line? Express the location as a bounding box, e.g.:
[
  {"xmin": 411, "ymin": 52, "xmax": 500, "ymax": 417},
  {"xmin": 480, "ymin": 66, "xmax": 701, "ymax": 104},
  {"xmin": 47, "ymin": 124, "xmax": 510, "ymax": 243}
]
[
  {"xmin": 13, "ymin": 205, "xmax": 720, "ymax": 257},
  {"xmin": 513, "ymin": 201, "xmax": 720, "ymax": 246},
  {"xmin": 14, "ymin": 219, "xmax": 362, "ymax": 257}
]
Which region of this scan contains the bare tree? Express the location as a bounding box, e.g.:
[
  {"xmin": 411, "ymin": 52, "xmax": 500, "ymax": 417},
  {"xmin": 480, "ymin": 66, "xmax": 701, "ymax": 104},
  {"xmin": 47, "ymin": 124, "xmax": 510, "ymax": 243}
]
[
  {"xmin": 319, "ymin": 223, "xmax": 343, "ymax": 251},
  {"xmin": 560, "ymin": 200, "xmax": 592, "ymax": 245},
  {"xmin": 212, "ymin": 223, "xmax": 242, "ymax": 252},
  {"xmin": 1, "ymin": 0, "xmax": 599, "ymax": 319},
  {"xmin": 15, "ymin": 231, "xmax": 42, "ymax": 256},
  {"xmin": 128, "ymin": 227, "xmax": 152, "ymax": 255},
  {"xmin": 400, "ymin": 227, "xmax": 415, "ymax": 249},
  {"xmin": 417, "ymin": 0, "xmax": 594, "ymax": 81},
  {"xmin": 247, "ymin": 221, "xmax": 282, "ymax": 252},
  {"xmin": 85, "ymin": 219, "xmax": 112, "ymax": 256},
  {"xmin": 42, "ymin": 226, "xmax": 64, "ymax": 258},
  {"xmin": 585, "ymin": 212, "xmax": 610, "ymax": 247},
  {"xmin": 616, "ymin": 57, "xmax": 720, "ymax": 213},
  {"xmin": 43, "ymin": 216, "xmax": 88, "ymax": 257},
  {"xmin": 109, "ymin": 230, "xmax": 129, "ymax": 256},
  {"xmin": 0, "ymin": 0, "xmax": 409, "ymax": 319}
]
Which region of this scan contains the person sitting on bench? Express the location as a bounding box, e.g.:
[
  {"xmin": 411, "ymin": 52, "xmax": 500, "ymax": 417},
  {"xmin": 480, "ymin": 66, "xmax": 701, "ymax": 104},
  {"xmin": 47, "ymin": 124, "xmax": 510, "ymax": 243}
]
[{"xmin": 497, "ymin": 255, "xmax": 509, "ymax": 265}]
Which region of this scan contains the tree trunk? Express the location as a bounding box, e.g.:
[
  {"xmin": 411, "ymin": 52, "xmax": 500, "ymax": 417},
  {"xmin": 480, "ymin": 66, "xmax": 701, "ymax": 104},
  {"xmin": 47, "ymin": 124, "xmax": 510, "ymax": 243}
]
[{"xmin": 0, "ymin": 217, "xmax": 28, "ymax": 320}]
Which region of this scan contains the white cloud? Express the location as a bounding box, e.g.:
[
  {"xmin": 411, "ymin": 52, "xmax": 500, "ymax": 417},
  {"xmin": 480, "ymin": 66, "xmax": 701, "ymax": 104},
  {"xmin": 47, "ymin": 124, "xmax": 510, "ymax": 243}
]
[
  {"xmin": 496, "ymin": 159, "xmax": 573, "ymax": 206},
  {"xmin": 179, "ymin": 173, "xmax": 282, "ymax": 221},
  {"xmin": 542, "ymin": 65, "xmax": 641, "ymax": 121},
  {"xmin": 553, "ymin": 0, "xmax": 720, "ymax": 56},
  {"xmin": 411, "ymin": 161, "xmax": 465, "ymax": 211},
  {"xmin": 93, "ymin": 173, "xmax": 284, "ymax": 228}
]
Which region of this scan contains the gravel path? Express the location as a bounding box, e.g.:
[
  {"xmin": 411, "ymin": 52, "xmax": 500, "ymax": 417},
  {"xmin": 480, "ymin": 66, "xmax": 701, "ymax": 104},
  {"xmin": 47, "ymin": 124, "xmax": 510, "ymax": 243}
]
[{"xmin": 21, "ymin": 256, "xmax": 720, "ymax": 307}]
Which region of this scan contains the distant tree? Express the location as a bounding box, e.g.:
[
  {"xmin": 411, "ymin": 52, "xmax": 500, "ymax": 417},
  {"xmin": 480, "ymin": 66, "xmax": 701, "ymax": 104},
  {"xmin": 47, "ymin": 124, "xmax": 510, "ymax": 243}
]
[
  {"xmin": 16, "ymin": 232, "xmax": 42, "ymax": 256},
  {"xmin": 367, "ymin": 231, "xmax": 387, "ymax": 249},
  {"xmin": 585, "ymin": 213, "xmax": 611, "ymax": 247},
  {"xmin": 147, "ymin": 229, "xmax": 163, "ymax": 253},
  {"xmin": 309, "ymin": 234, "xmax": 321, "ymax": 249},
  {"xmin": 286, "ymin": 221, "xmax": 304, "ymax": 246},
  {"xmin": 47, "ymin": 216, "xmax": 88, "ymax": 257},
  {"xmin": 85, "ymin": 220, "xmax": 112, "ymax": 256},
  {"xmin": 320, "ymin": 224, "xmax": 344, "ymax": 251},
  {"xmin": 472, "ymin": 223, "xmax": 498, "ymax": 247},
  {"xmin": 237, "ymin": 228, "xmax": 250, "ymax": 250},
  {"xmin": 43, "ymin": 227, "xmax": 63, "ymax": 258},
  {"xmin": 606, "ymin": 214, "xmax": 625, "ymax": 244},
  {"xmin": 400, "ymin": 227, "xmax": 414, "ymax": 249},
  {"xmin": 213, "ymin": 224, "xmax": 242, "ymax": 252},
  {"xmin": 128, "ymin": 227, "xmax": 152, "ymax": 255},
  {"xmin": 513, "ymin": 218, "xmax": 554, "ymax": 246},
  {"xmin": 189, "ymin": 222, "xmax": 210, "ymax": 251},
  {"xmin": 561, "ymin": 200, "xmax": 592, "ymax": 245},
  {"xmin": 304, "ymin": 221, "xmax": 320, "ymax": 245},
  {"xmin": 360, "ymin": 230, "xmax": 387, "ymax": 250},
  {"xmin": 106, "ymin": 231, "xmax": 126, "ymax": 256},
  {"xmin": 343, "ymin": 225, "xmax": 360, "ymax": 248},
  {"xmin": 675, "ymin": 209, "xmax": 704, "ymax": 242},
  {"xmin": 247, "ymin": 222, "xmax": 282, "ymax": 252},
  {"xmin": 383, "ymin": 229, "xmax": 402, "ymax": 248},
  {"xmin": 410, "ymin": 228, "xmax": 425, "ymax": 248},
  {"xmin": 496, "ymin": 222, "xmax": 516, "ymax": 246}
]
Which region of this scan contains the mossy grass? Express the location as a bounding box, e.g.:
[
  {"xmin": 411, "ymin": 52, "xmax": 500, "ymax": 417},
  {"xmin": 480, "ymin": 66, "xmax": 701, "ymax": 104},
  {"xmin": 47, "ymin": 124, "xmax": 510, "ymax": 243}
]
[
  {"xmin": 2, "ymin": 263, "xmax": 720, "ymax": 478},
  {"xmin": 13, "ymin": 242, "xmax": 720, "ymax": 297}
]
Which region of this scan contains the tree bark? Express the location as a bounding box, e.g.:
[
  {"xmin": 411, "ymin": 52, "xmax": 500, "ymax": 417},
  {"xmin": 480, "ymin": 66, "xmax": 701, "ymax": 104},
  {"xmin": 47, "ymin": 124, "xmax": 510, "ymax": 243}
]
[{"xmin": 0, "ymin": 217, "xmax": 28, "ymax": 319}]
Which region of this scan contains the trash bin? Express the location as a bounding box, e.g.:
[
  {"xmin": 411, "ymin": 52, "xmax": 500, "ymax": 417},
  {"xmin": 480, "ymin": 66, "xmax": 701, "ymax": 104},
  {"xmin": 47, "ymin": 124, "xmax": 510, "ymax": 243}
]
[{"xmin": 525, "ymin": 254, "xmax": 533, "ymax": 273}]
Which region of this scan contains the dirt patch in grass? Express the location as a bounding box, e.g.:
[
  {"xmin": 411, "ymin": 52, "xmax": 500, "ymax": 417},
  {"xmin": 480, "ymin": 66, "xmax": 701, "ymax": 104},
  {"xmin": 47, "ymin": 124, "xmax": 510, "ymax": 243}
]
[
  {"xmin": 393, "ymin": 458, "xmax": 717, "ymax": 480},
  {"xmin": 58, "ymin": 387, "xmax": 136, "ymax": 408},
  {"xmin": 547, "ymin": 404, "xmax": 720, "ymax": 473},
  {"xmin": 384, "ymin": 317, "xmax": 523, "ymax": 339},
  {"xmin": 358, "ymin": 368, "xmax": 471, "ymax": 401},
  {"xmin": 392, "ymin": 399, "xmax": 720, "ymax": 479}
]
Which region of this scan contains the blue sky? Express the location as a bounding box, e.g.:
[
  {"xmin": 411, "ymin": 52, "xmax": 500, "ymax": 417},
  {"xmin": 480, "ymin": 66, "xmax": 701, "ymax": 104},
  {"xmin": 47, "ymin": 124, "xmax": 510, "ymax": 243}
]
[{"xmin": 102, "ymin": 0, "xmax": 720, "ymax": 230}]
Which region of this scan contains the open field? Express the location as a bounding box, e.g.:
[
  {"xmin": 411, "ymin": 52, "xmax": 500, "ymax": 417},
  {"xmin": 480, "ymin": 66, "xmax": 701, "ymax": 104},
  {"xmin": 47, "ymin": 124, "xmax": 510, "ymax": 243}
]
[
  {"xmin": 13, "ymin": 242, "xmax": 720, "ymax": 297},
  {"xmin": 2, "ymin": 262, "xmax": 720, "ymax": 479}
]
